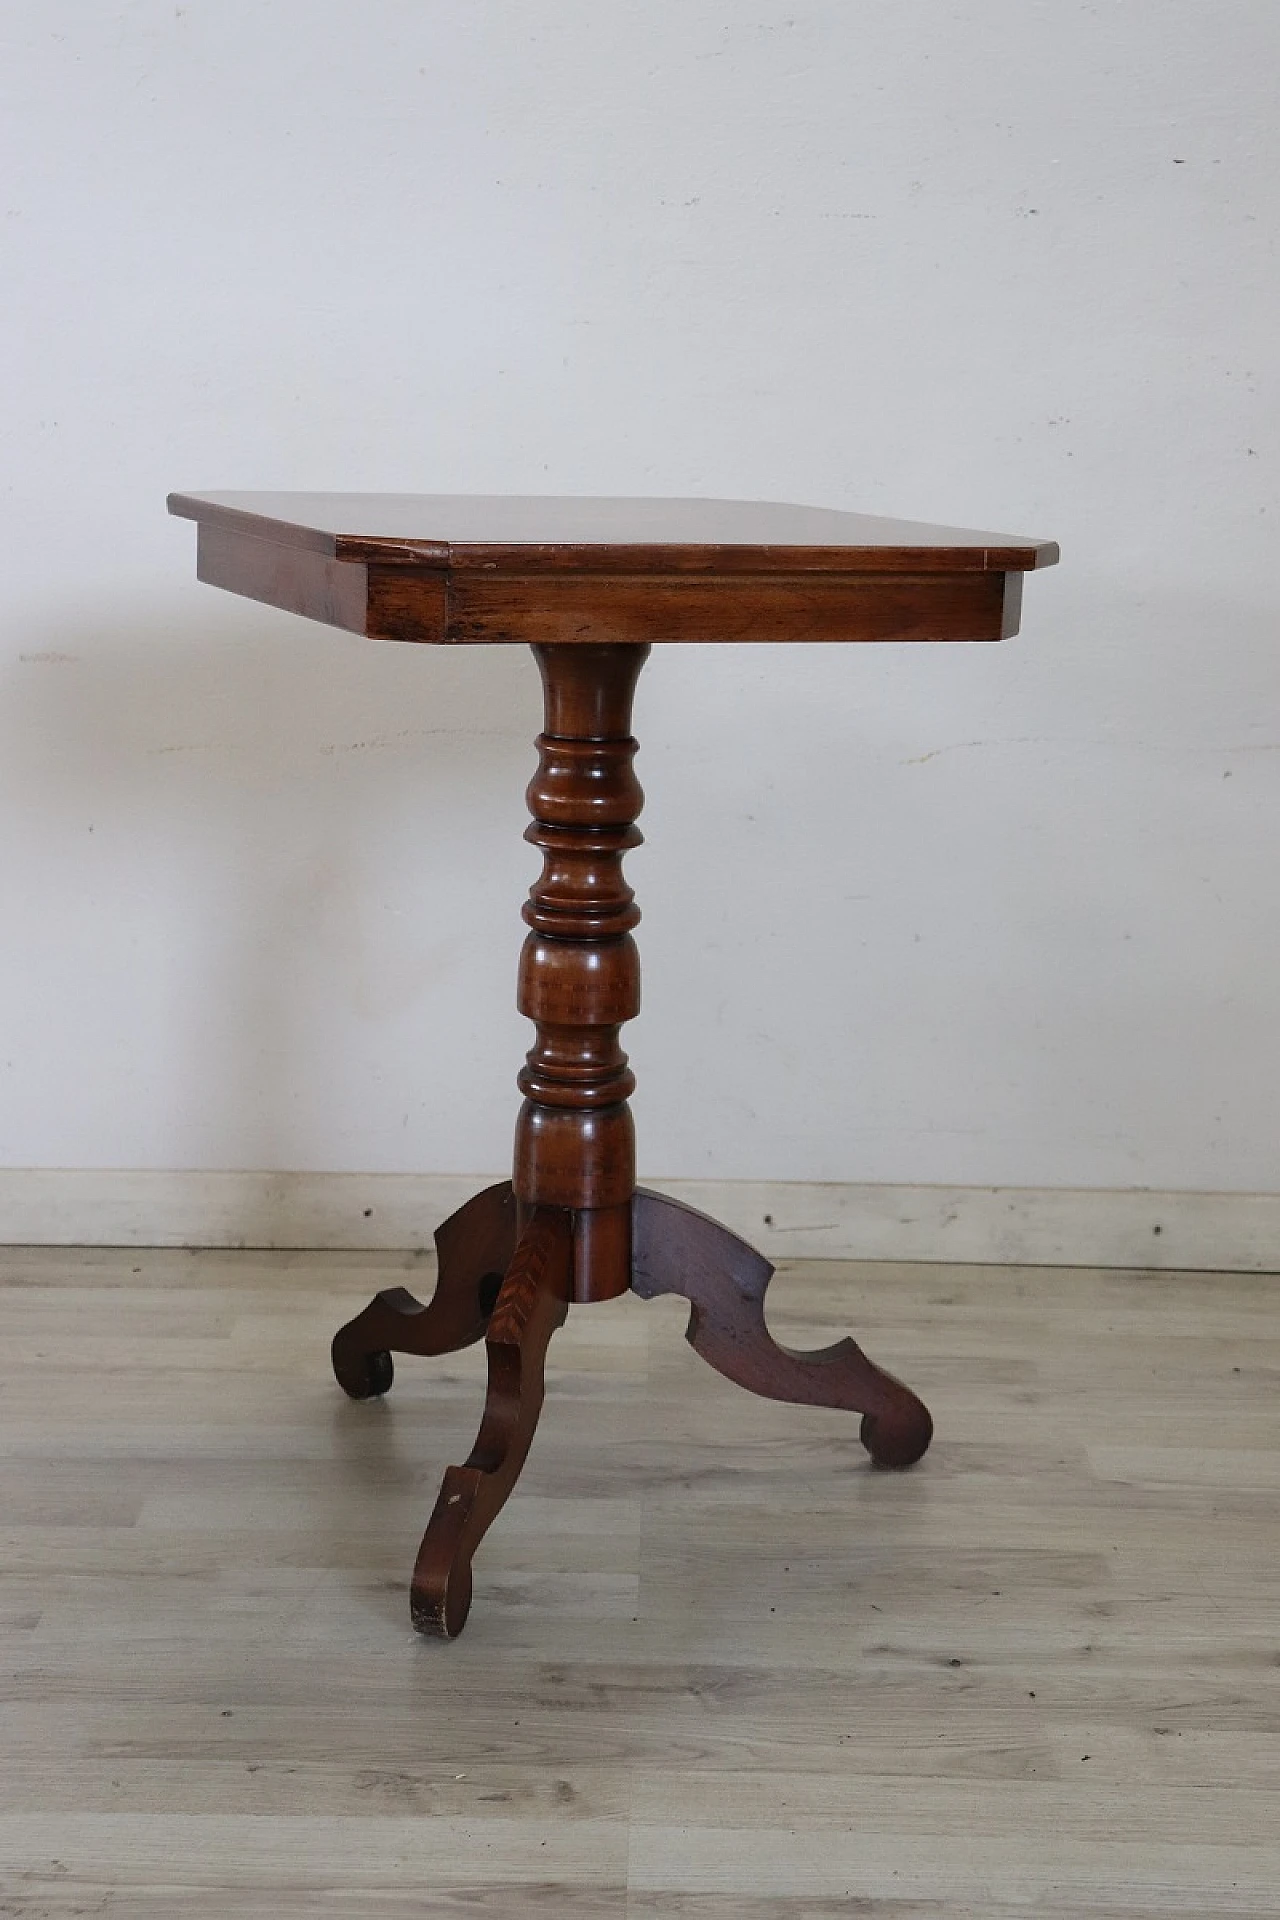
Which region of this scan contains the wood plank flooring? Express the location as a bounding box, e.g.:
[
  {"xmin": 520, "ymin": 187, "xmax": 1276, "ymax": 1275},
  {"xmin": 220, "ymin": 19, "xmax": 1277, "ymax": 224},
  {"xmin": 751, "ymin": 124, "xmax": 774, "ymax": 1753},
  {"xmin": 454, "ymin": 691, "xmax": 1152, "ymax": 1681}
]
[{"xmin": 0, "ymin": 1244, "xmax": 1275, "ymax": 1916}]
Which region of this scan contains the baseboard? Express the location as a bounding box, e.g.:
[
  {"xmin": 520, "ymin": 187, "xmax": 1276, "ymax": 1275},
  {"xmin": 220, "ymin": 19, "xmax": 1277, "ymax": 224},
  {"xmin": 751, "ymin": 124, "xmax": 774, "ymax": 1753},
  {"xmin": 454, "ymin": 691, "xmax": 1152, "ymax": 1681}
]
[{"xmin": 0, "ymin": 1169, "xmax": 1276, "ymax": 1272}]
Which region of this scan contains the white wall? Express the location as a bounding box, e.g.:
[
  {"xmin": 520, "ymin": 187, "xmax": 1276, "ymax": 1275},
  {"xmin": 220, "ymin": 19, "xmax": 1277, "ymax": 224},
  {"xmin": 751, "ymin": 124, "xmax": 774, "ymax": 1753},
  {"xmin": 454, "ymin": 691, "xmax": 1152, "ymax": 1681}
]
[{"xmin": 1, "ymin": 1, "xmax": 1276, "ymax": 1196}]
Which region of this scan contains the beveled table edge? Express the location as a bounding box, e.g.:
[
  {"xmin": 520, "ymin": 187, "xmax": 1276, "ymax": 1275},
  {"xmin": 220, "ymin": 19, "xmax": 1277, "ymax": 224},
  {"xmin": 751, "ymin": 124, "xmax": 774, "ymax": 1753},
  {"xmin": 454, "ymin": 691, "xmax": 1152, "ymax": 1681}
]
[{"xmin": 167, "ymin": 491, "xmax": 1060, "ymax": 575}]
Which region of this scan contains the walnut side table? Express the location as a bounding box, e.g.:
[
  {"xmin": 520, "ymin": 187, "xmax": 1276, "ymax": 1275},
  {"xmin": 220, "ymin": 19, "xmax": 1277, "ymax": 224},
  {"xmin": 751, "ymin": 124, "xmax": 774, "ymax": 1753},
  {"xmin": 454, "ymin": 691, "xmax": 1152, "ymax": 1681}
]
[{"xmin": 169, "ymin": 492, "xmax": 1057, "ymax": 1637}]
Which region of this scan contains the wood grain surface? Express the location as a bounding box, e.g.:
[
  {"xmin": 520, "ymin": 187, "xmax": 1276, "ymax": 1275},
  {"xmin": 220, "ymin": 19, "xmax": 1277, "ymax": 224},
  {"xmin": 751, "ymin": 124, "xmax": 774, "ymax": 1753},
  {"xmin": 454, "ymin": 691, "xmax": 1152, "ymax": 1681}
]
[
  {"xmin": 1, "ymin": 1245, "xmax": 1275, "ymax": 1915},
  {"xmin": 514, "ymin": 645, "xmax": 648, "ymax": 1238},
  {"xmin": 410, "ymin": 1206, "xmax": 573, "ymax": 1637},
  {"xmin": 171, "ymin": 492, "xmax": 1054, "ymax": 648},
  {"xmin": 169, "ymin": 492, "xmax": 1058, "ymax": 572}
]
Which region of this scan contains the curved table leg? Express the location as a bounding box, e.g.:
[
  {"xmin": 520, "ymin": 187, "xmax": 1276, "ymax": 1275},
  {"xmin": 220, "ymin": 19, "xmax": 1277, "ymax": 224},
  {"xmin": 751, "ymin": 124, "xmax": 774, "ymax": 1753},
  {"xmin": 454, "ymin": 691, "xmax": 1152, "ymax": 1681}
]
[
  {"xmin": 331, "ymin": 1181, "xmax": 518, "ymax": 1399},
  {"xmin": 410, "ymin": 1207, "xmax": 572, "ymax": 1637},
  {"xmin": 631, "ymin": 1187, "xmax": 932, "ymax": 1468}
]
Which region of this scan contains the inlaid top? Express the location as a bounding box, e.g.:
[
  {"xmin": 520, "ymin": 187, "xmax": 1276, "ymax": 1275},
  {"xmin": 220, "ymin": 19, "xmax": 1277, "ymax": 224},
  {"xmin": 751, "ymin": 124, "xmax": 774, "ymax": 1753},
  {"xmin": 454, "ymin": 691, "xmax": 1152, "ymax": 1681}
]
[
  {"xmin": 169, "ymin": 491, "xmax": 1057, "ymax": 574},
  {"xmin": 169, "ymin": 491, "xmax": 1057, "ymax": 648}
]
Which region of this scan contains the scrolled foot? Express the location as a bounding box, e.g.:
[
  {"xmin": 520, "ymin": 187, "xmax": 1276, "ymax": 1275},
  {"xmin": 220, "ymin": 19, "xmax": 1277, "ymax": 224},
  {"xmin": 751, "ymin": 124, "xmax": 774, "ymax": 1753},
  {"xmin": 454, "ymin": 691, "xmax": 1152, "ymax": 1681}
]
[
  {"xmin": 409, "ymin": 1207, "xmax": 572, "ymax": 1638},
  {"xmin": 331, "ymin": 1182, "xmax": 517, "ymax": 1400},
  {"xmin": 860, "ymin": 1393, "xmax": 933, "ymax": 1469},
  {"xmin": 333, "ymin": 1327, "xmax": 398, "ymax": 1401},
  {"xmin": 631, "ymin": 1187, "xmax": 933, "ymax": 1466},
  {"xmin": 410, "ymin": 1466, "xmax": 480, "ymax": 1638}
]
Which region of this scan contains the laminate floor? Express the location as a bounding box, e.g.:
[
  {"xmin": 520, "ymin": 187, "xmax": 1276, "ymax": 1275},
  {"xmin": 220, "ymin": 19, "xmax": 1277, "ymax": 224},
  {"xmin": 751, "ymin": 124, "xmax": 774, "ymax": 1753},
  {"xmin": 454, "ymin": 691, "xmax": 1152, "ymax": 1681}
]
[{"xmin": 0, "ymin": 1243, "xmax": 1275, "ymax": 1917}]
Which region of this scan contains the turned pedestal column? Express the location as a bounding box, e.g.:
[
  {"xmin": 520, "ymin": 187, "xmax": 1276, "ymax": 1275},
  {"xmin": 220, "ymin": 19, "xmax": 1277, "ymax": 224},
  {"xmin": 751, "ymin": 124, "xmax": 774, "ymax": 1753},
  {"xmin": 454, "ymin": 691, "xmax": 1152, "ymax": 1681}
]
[{"xmin": 513, "ymin": 642, "xmax": 647, "ymax": 1301}]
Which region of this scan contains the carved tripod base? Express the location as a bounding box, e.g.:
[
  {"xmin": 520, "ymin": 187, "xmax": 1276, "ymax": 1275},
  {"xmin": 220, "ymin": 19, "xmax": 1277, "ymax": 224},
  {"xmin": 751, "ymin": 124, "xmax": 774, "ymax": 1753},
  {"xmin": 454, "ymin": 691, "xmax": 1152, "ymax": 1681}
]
[{"xmin": 332, "ymin": 1183, "xmax": 932, "ymax": 1637}]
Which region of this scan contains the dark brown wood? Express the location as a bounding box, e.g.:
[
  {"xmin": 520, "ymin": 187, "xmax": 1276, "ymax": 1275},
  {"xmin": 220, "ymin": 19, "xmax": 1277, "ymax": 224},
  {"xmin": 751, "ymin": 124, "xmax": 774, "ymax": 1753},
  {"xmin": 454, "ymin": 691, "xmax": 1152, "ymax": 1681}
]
[
  {"xmin": 192, "ymin": 530, "xmax": 1023, "ymax": 649},
  {"xmin": 513, "ymin": 644, "xmax": 647, "ymax": 1298},
  {"xmin": 174, "ymin": 488, "xmax": 1059, "ymax": 1637},
  {"xmin": 410, "ymin": 1206, "xmax": 572, "ymax": 1637},
  {"xmin": 197, "ymin": 522, "xmax": 371, "ymax": 638},
  {"xmin": 169, "ymin": 490, "xmax": 1059, "ymax": 572},
  {"xmin": 443, "ymin": 569, "xmax": 1013, "ymax": 647},
  {"xmin": 170, "ymin": 492, "xmax": 1056, "ymax": 650},
  {"xmin": 331, "ymin": 1181, "xmax": 518, "ymax": 1397},
  {"xmin": 631, "ymin": 1188, "xmax": 934, "ymax": 1469}
]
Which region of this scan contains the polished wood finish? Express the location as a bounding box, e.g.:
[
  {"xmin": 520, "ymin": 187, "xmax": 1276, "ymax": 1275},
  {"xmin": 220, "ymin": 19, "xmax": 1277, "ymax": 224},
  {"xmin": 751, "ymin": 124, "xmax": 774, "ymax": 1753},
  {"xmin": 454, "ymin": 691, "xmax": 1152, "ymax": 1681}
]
[
  {"xmin": 410, "ymin": 1206, "xmax": 572, "ymax": 1638},
  {"xmin": 514, "ymin": 643, "xmax": 647, "ymax": 1264},
  {"xmin": 170, "ymin": 491, "xmax": 1055, "ymax": 648},
  {"xmin": 632, "ymin": 1188, "xmax": 933, "ymax": 1468},
  {"xmin": 328, "ymin": 629, "xmax": 933, "ymax": 1627},
  {"xmin": 169, "ymin": 490, "xmax": 1059, "ymax": 570},
  {"xmin": 331, "ymin": 1180, "xmax": 517, "ymax": 1399},
  {"xmin": 174, "ymin": 488, "xmax": 1058, "ymax": 1636},
  {"xmin": 198, "ymin": 528, "xmax": 1023, "ymax": 647},
  {"xmin": 444, "ymin": 567, "xmax": 1016, "ymax": 647},
  {"xmin": 195, "ymin": 518, "xmax": 379, "ymax": 640},
  {"xmin": 4, "ymin": 1242, "xmax": 1276, "ymax": 1916}
]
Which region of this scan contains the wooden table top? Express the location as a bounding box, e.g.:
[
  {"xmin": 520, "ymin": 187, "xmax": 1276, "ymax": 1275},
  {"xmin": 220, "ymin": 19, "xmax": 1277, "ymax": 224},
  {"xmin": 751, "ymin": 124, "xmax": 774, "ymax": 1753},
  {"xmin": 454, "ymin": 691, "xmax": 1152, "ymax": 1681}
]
[
  {"xmin": 169, "ymin": 491, "xmax": 1057, "ymax": 574},
  {"xmin": 169, "ymin": 491, "xmax": 1057, "ymax": 647}
]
